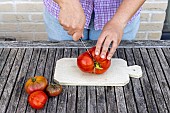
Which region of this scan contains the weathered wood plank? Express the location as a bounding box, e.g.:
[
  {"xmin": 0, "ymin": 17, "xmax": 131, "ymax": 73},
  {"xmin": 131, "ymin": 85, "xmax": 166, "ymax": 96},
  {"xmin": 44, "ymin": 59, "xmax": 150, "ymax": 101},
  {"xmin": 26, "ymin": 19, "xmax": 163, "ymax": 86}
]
[
  {"xmin": 0, "ymin": 48, "xmax": 18, "ymax": 97},
  {"xmin": 114, "ymin": 51, "xmax": 127, "ymax": 113},
  {"xmin": 35, "ymin": 48, "xmax": 49, "ymax": 113},
  {"xmin": 159, "ymin": 48, "xmax": 170, "ymax": 87},
  {"xmin": 0, "ymin": 48, "xmax": 25, "ymax": 113},
  {"xmin": 140, "ymin": 48, "xmax": 168, "ymax": 113},
  {"xmin": 0, "ymin": 48, "xmax": 10, "ymax": 76},
  {"xmin": 162, "ymin": 48, "xmax": 170, "ymax": 66},
  {"xmin": 56, "ymin": 48, "xmax": 68, "ymax": 113},
  {"xmin": 45, "ymin": 48, "xmax": 59, "ymax": 113},
  {"xmin": 96, "ymin": 86, "xmax": 107, "ymax": 113},
  {"xmin": 105, "ymin": 86, "xmax": 117, "ymax": 113},
  {"xmin": 66, "ymin": 48, "xmax": 78, "ymax": 113},
  {"xmin": 26, "ymin": 48, "xmax": 48, "ymax": 113},
  {"xmin": 1, "ymin": 40, "xmax": 170, "ymax": 48},
  {"xmin": 36, "ymin": 48, "xmax": 56, "ymax": 113},
  {"xmin": 0, "ymin": 48, "xmax": 3, "ymax": 56},
  {"xmin": 77, "ymin": 86, "xmax": 87, "ymax": 113},
  {"xmin": 125, "ymin": 48, "xmax": 148, "ymax": 113},
  {"xmin": 35, "ymin": 48, "xmax": 49, "ymax": 76},
  {"xmin": 150, "ymin": 48, "xmax": 170, "ymax": 111},
  {"xmin": 77, "ymin": 48, "xmax": 87, "ymax": 113},
  {"xmin": 105, "ymin": 52, "xmax": 117, "ymax": 113},
  {"xmin": 16, "ymin": 48, "xmax": 41, "ymax": 113},
  {"xmin": 87, "ymin": 86, "xmax": 97, "ymax": 113},
  {"xmin": 133, "ymin": 48, "xmax": 158, "ymax": 113},
  {"xmin": 115, "ymin": 87, "xmax": 127, "ymax": 113},
  {"xmin": 117, "ymin": 48, "xmax": 137, "ymax": 113},
  {"xmin": 6, "ymin": 48, "xmax": 33, "ymax": 113}
]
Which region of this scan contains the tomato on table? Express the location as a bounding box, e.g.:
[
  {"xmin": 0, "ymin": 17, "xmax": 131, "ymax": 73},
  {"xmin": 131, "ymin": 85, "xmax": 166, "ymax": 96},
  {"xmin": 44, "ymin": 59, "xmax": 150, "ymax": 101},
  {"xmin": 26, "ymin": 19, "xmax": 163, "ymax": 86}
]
[
  {"xmin": 45, "ymin": 83, "xmax": 62, "ymax": 97},
  {"xmin": 28, "ymin": 91, "xmax": 48, "ymax": 109},
  {"xmin": 24, "ymin": 76, "xmax": 48, "ymax": 94}
]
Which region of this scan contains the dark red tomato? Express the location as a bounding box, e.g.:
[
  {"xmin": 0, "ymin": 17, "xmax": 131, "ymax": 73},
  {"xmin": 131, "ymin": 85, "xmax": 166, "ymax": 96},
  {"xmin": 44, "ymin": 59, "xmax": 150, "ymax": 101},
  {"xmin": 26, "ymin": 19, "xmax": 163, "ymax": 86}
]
[
  {"xmin": 28, "ymin": 91, "xmax": 48, "ymax": 109},
  {"xmin": 24, "ymin": 76, "xmax": 48, "ymax": 94},
  {"xmin": 45, "ymin": 83, "xmax": 62, "ymax": 97},
  {"xmin": 77, "ymin": 46, "xmax": 111, "ymax": 74}
]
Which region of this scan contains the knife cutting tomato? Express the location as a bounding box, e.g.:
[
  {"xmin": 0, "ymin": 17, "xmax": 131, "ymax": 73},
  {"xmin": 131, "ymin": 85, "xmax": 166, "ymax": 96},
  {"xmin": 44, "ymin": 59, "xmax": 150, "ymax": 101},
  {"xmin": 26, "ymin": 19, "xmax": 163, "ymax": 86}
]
[{"xmin": 77, "ymin": 46, "xmax": 111, "ymax": 74}]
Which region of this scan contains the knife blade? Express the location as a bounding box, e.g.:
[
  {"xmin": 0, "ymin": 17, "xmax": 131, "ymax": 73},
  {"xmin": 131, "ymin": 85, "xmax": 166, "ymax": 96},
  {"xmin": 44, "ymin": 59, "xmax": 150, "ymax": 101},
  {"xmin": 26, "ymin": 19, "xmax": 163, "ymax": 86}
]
[{"xmin": 79, "ymin": 38, "xmax": 96, "ymax": 62}]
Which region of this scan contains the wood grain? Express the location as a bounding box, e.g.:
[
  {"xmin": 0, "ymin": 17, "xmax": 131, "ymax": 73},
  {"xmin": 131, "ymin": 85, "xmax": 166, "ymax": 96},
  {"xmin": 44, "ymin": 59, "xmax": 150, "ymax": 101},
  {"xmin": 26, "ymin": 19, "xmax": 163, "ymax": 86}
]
[
  {"xmin": 0, "ymin": 41, "xmax": 170, "ymax": 113},
  {"xmin": 125, "ymin": 48, "xmax": 148, "ymax": 113},
  {"xmin": 140, "ymin": 48, "xmax": 168, "ymax": 113},
  {"xmin": 114, "ymin": 51, "xmax": 127, "ymax": 113},
  {"xmin": 0, "ymin": 48, "xmax": 25, "ymax": 113},
  {"xmin": 6, "ymin": 48, "xmax": 33, "ymax": 113},
  {"xmin": 133, "ymin": 48, "xmax": 158, "ymax": 113},
  {"xmin": 1, "ymin": 40, "xmax": 170, "ymax": 48},
  {"xmin": 117, "ymin": 48, "xmax": 137, "ymax": 113},
  {"xmin": 16, "ymin": 48, "xmax": 41, "ymax": 113}
]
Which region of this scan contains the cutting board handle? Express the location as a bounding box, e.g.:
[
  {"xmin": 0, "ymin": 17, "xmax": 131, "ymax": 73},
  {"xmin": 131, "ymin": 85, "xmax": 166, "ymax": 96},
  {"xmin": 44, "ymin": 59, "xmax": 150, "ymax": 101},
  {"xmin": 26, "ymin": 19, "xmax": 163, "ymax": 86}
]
[{"xmin": 127, "ymin": 65, "xmax": 142, "ymax": 78}]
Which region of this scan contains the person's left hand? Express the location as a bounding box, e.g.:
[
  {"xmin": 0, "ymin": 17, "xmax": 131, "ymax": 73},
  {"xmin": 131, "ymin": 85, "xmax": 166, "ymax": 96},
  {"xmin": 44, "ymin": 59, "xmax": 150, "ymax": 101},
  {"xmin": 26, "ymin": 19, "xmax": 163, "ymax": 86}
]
[{"xmin": 95, "ymin": 20, "xmax": 125, "ymax": 60}]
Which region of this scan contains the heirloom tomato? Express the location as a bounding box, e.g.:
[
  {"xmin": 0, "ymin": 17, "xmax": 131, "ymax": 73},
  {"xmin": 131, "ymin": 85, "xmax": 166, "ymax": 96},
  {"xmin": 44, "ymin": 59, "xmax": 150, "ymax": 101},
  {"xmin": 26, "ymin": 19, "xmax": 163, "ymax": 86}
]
[
  {"xmin": 77, "ymin": 46, "xmax": 111, "ymax": 74},
  {"xmin": 25, "ymin": 76, "xmax": 48, "ymax": 94},
  {"xmin": 45, "ymin": 83, "xmax": 62, "ymax": 97},
  {"xmin": 28, "ymin": 91, "xmax": 48, "ymax": 109}
]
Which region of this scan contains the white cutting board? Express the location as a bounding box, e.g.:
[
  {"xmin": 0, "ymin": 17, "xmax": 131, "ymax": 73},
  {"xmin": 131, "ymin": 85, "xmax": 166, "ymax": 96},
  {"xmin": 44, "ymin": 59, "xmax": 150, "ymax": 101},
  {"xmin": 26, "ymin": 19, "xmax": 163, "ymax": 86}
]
[{"xmin": 54, "ymin": 58, "xmax": 142, "ymax": 86}]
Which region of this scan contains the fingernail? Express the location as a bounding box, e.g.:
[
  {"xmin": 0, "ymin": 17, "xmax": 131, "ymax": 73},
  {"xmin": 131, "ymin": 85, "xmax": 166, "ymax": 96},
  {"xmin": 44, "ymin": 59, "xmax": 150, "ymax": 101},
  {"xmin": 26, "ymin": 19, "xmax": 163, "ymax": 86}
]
[
  {"xmin": 101, "ymin": 55, "xmax": 105, "ymax": 59},
  {"xmin": 95, "ymin": 51, "xmax": 99, "ymax": 55},
  {"xmin": 107, "ymin": 56, "xmax": 111, "ymax": 60}
]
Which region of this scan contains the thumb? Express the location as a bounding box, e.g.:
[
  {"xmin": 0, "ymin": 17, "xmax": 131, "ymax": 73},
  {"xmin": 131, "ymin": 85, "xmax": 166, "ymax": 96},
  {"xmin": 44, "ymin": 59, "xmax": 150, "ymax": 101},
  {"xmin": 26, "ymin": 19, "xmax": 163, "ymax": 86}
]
[{"xmin": 72, "ymin": 31, "xmax": 83, "ymax": 41}]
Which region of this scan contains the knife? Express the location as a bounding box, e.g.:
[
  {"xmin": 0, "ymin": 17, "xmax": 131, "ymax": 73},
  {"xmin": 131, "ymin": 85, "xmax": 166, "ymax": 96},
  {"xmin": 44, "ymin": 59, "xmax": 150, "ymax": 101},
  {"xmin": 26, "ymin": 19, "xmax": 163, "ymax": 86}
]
[{"xmin": 79, "ymin": 38, "xmax": 96, "ymax": 62}]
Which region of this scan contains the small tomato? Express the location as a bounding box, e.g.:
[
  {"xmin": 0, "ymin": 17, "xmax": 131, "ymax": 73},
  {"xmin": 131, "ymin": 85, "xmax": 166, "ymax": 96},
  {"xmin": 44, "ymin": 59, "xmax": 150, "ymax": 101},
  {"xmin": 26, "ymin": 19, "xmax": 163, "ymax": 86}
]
[
  {"xmin": 28, "ymin": 91, "xmax": 48, "ymax": 109},
  {"xmin": 45, "ymin": 83, "xmax": 62, "ymax": 97},
  {"xmin": 24, "ymin": 76, "xmax": 48, "ymax": 94}
]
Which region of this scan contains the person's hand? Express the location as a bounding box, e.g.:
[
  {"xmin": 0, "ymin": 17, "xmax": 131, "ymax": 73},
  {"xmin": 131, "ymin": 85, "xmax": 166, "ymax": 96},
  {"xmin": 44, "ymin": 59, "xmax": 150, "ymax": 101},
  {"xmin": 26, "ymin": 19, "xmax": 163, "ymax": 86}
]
[
  {"xmin": 54, "ymin": 0, "xmax": 86, "ymax": 41},
  {"xmin": 95, "ymin": 20, "xmax": 125, "ymax": 60}
]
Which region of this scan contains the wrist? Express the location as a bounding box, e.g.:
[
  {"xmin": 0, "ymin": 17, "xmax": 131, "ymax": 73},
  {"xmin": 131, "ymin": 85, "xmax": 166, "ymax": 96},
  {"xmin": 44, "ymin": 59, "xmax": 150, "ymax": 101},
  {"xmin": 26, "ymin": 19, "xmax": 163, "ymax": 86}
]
[
  {"xmin": 110, "ymin": 16, "xmax": 127, "ymax": 30},
  {"xmin": 55, "ymin": 0, "xmax": 80, "ymax": 7}
]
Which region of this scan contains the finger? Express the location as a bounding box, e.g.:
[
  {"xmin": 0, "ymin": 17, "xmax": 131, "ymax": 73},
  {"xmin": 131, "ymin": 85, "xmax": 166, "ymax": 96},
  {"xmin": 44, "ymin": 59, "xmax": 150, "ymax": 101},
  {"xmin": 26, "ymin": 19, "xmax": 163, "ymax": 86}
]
[
  {"xmin": 107, "ymin": 41, "xmax": 118, "ymax": 60},
  {"xmin": 100, "ymin": 36, "xmax": 112, "ymax": 59},
  {"xmin": 72, "ymin": 31, "xmax": 82, "ymax": 41},
  {"xmin": 95, "ymin": 33, "xmax": 107, "ymax": 56},
  {"xmin": 67, "ymin": 30, "xmax": 75, "ymax": 36},
  {"xmin": 63, "ymin": 27, "xmax": 69, "ymax": 31},
  {"xmin": 59, "ymin": 19, "xmax": 67, "ymax": 28}
]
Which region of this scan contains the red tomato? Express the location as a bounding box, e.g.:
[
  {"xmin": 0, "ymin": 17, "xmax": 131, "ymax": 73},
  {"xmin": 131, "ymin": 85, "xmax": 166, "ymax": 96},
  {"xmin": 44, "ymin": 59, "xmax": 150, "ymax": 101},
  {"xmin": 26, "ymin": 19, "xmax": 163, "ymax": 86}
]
[
  {"xmin": 77, "ymin": 46, "xmax": 111, "ymax": 74},
  {"xmin": 28, "ymin": 91, "xmax": 48, "ymax": 109},
  {"xmin": 24, "ymin": 76, "xmax": 48, "ymax": 94},
  {"xmin": 45, "ymin": 83, "xmax": 62, "ymax": 97}
]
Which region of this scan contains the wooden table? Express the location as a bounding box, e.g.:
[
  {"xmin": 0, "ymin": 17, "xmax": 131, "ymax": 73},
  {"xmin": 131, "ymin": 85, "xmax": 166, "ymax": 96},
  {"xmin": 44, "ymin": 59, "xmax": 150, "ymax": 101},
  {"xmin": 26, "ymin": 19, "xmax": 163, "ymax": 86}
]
[{"xmin": 0, "ymin": 40, "xmax": 170, "ymax": 113}]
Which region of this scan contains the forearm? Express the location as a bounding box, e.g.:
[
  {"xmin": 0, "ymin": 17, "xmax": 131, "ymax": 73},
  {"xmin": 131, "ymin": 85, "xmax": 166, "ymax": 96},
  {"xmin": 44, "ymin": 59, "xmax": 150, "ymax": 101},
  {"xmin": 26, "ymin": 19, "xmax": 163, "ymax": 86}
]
[{"xmin": 110, "ymin": 0, "xmax": 145, "ymax": 29}]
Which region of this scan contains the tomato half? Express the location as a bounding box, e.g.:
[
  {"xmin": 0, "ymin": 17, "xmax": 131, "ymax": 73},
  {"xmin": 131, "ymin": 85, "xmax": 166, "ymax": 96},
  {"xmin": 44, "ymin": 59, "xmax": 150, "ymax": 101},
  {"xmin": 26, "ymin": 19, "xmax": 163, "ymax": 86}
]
[
  {"xmin": 28, "ymin": 91, "xmax": 48, "ymax": 109},
  {"xmin": 77, "ymin": 46, "xmax": 111, "ymax": 74},
  {"xmin": 24, "ymin": 76, "xmax": 48, "ymax": 94}
]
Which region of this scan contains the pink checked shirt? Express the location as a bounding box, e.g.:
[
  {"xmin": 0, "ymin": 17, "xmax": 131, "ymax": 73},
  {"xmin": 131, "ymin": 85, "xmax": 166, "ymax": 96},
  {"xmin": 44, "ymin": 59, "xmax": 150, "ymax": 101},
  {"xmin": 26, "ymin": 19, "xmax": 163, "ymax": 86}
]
[{"xmin": 43, "ymin": 0, "xmax": 141, "ymax": 30}]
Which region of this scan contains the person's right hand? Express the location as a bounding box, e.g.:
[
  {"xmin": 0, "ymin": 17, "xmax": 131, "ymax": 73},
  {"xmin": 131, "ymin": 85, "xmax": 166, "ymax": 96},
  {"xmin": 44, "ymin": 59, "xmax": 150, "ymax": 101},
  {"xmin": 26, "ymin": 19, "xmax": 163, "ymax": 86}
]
[{"xmin": 54, "ymin": 0, "xmax": 86, "ymax": 41}]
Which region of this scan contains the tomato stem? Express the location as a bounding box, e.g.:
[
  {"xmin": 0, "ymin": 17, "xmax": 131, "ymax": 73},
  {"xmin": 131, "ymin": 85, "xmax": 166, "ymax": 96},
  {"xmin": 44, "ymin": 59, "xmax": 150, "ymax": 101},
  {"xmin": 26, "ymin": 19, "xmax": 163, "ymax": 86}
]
[
  {"xmin": 94, "ymin": 62, "xmax": 103, "ymax": 70},
  {"xmin": 31, "ymin": 77, "xmax": 36, "ymax": 82},
  {"xmin": 55, "ymin": 81, "xmax": 60, "ymax": 85},
  {"xmin": 51, "ymin": 83, "xmax": 60, "ymax": 88}
]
